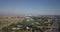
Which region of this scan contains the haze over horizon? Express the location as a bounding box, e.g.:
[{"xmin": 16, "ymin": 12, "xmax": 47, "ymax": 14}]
[{"xmin": 0, "ymin": 0, "xmax": 60, "ymax": 16}]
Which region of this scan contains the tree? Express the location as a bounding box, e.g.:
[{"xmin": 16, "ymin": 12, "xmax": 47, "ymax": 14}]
[{"xmin": 2, "ymin": 27, "xmax": 12, "ymax": 32}]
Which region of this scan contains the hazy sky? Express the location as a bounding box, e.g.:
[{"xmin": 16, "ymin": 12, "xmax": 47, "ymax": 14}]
[{"xmin": 0, "ymin": 0, "xmax": 60, "ymax": 16}]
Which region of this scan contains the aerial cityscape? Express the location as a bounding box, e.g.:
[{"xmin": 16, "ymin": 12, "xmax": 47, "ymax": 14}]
[{"xmin": 0, "ymin": 0, "xmax": 60, "ymax": 32}]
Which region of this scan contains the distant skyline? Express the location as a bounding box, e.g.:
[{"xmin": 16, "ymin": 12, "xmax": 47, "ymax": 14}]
[{"xmin": 0, "ymin": 0, "xmax": 60, "ymax": 16}]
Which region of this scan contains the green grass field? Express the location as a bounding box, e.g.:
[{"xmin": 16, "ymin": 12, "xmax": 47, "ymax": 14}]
[{"xmin": 0, "ymin": 20, "xmax": 8, "ymax": 26}]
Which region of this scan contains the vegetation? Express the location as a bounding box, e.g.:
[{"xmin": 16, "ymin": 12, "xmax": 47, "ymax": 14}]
[
  {"xmin": 2, "ymin": 27, "xmax": 12, "ymax": 32},
  {"xmin": 1, "ymin": 16, "xmax": 57, "ymax": 32},
  {"xmin": 0, "ymin": 20, "xmax": 8, "ymax": 26}
]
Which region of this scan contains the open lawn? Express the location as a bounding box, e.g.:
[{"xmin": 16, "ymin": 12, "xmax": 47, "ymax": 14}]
[
  {"xmin": 0, "ymin": 20, "xmax": 21, "ymax": 30},
  {"xmin": 0, "ymin": 20, "xmax": 8, "ymax": 26}
]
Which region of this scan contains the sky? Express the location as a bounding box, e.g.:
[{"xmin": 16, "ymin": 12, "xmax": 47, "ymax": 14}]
[{"xmin": 0, "ymin": 0, "xmax": 60, "ymax": 16}]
